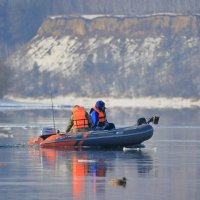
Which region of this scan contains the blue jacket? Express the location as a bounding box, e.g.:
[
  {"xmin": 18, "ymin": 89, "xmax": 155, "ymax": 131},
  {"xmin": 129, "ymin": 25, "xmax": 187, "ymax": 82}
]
[
  {"xmin": 91, "ymin": 110, "xmax": 99, "ymax": 127},
  {"xmin": 91, "ymin": 110, "xmax": 108, "ymax": 130}
]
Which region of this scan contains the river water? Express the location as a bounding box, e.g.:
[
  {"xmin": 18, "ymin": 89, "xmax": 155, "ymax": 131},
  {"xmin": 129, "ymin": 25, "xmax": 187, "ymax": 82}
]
[{"xmin": 0, "ymin": 107, "xmax": 200, "ymax": 200}]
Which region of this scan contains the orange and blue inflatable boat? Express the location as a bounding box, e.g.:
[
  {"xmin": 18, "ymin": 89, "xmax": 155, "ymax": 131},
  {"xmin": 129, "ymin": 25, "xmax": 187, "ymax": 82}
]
[{"xmin": 28, "ymin": 117, "xmax": 158, "ymax": 148}]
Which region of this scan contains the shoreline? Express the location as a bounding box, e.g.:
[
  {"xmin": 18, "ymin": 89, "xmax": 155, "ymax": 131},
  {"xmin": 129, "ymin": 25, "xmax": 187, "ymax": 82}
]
[{"xmin": 3, "ymin": 96, "xmax": 200, "ymax": 110}]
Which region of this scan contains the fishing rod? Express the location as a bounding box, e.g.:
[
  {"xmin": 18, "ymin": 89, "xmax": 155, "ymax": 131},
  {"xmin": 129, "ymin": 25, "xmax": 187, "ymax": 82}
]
[{"xmin": 49, "ymin": 83, "xmax": 56, "ymax": 130}]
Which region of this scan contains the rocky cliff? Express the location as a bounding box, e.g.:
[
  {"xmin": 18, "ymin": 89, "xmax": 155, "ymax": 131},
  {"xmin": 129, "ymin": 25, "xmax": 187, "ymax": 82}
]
[{"xmin": 8, "ymin": 14, "xmax": 200, "ymax": 98}]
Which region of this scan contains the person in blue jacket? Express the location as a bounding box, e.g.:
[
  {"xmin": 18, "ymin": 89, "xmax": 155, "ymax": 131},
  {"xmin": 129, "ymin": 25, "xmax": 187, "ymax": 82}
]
[{"xmin": 90, "ymin": 100, "xmax": 115, "ymax": 130}]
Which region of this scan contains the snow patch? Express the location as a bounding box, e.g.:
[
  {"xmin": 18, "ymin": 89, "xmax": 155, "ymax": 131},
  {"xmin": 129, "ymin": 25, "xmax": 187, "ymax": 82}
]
[
  {"xmin": 140, "ymin": 37, "xmax": 162, "ymax": 63},
  {"xmin": 185, "ymin": 37, "xmax": 199, "ymax": 48},
  {"xmin": 6, "ymin": 96, "xmax": 200, "ymax": 110},
  {"xmin": 48, "ymin": 13, "xmax": 200, "ymax": 21},
  {"xmin": 26, "ymin": 36, "xmax": 85, "ymax": 75},
  {"xmin": 0, "ymin": 133, "xmax": 14, "ymax": 138}
]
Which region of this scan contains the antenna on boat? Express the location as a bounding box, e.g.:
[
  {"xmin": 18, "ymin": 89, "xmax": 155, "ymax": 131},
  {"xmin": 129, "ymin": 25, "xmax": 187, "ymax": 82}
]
[{"xmin": 49, "ymin": 83, "xmax": 56, "ymax": 130}]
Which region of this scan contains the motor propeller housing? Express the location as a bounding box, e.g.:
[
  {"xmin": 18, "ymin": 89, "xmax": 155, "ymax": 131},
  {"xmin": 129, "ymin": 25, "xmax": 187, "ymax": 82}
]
[{"xmin": 137, "ymin": 116, "xmax": 159, "ymax": 126}]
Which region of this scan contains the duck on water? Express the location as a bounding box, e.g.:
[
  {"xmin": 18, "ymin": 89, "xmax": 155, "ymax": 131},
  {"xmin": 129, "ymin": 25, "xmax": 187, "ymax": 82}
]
[{"xmin": 110, "ymin": 177, "xmax": 127, "ymax": 187}]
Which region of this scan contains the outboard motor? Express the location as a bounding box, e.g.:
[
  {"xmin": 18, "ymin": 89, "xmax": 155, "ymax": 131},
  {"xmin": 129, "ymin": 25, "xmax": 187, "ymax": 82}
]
[
  {"xmin": 137, "ymin": 115, "xmax": 159, "ymax": 126},
  {"xmin": 147, "ymin": 116, "xmax": 159, "ymax": 124},
  {"xmin": 137, "ymin": 117, "xmax": 147, "ymax": 126},
  {"xmin": 152, "ymin": 116, "xmax": 159, "ymax": 124},
  {"xmin": 41, "ymin": 127, "xmax": 57, "ymax": 136}
]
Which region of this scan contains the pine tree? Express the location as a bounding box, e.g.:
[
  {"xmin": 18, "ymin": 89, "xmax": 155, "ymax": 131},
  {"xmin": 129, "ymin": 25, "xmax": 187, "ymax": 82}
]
[{"xmin": 0, "ymin": 60, "xmax": 11, "ymax": 98}]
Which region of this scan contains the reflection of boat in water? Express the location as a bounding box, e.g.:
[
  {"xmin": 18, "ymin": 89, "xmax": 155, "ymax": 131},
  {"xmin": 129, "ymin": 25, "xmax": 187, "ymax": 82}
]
[
  {"xmin": 28, "ymin": 147, "xmax": 107, "ymax": 175},
  {"xmin": 28, "ymin": 148, "xmax": 155, "ymax": 199},
  {"xmin": 28, "ymin": 147, "xmax": 108, "ymax": 199},
  {"xmin": 72, "ymin": 156, "xmax": 107, "ymax": 199},
  {"xmin": 28, "ymin": 147, "xmax": 154, "ymax": 176},
  {"xmin": 28, "ymin": 124, "xmax": 154, "ymax": 147}
]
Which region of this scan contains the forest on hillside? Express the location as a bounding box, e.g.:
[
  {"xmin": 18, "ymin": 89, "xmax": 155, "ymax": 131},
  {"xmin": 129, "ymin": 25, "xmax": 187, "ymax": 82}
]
[{"xmin": 0, "ymin": 60, "xmax": 11, "ymax": 98}]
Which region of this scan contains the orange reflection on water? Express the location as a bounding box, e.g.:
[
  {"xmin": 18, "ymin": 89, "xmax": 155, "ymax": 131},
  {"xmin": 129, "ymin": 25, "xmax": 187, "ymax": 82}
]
[
  {"xmin": 28, "ymin": 147, "xmax": 107, "ymax": 200},
  {"xmin": 73, "ymin": 157, "xmax": 88, "ymax": 199}
]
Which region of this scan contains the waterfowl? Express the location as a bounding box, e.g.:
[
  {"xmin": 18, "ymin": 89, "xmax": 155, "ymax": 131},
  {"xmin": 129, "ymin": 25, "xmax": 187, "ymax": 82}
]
[{"xmin": 110, "ymin": 177, "xmax": 127, "ymax": 187}]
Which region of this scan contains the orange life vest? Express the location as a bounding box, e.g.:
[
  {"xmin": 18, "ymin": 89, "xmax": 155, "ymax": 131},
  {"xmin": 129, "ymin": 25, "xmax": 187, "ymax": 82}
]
[
  {"xmin": 93, "ymin": 107, "xmax": 107, "ymax": 123},
  {"xmin": 73, "ymin": 106, "xmax": 89, "ymax": 129}
]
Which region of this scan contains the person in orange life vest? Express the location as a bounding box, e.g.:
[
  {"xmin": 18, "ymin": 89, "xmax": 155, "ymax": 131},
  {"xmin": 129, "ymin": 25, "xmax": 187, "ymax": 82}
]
[
  {"xmin": 90, "ymin": 100, "xmax": 115, "ymax": 130},
  {"xmin": 66, "ymin": 105, "xmax": 92, "ymax": 133}
]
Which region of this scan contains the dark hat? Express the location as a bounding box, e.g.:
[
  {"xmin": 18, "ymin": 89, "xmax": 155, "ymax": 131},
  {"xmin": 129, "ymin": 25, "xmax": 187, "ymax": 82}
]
[{"xmin": 95, "ymin": 100, "xmax": 106, "ymax": 109}]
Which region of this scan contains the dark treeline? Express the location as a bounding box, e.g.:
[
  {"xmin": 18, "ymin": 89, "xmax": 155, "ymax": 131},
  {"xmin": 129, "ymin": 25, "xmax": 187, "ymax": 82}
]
[
  {"xmin": 0, "ymin": 60, "xmax": 11, "ymax": 98},
  {"xmin": 0, "ymin": 0, "xmax": 200, "ymax": 58},
  {"xmin": 0, "ymin": 0, "xmax": 49, "ymax": 58}
]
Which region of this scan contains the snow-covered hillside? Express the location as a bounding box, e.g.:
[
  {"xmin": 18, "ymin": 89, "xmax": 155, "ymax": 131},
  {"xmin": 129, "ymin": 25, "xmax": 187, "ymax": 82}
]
[
  {"xmin": 14, "ymin": 35, "xmax": 162, "ymax": 76},
  {"xmin": 8, "ymin": 15, "xmax": 200, "ymax": 98}
]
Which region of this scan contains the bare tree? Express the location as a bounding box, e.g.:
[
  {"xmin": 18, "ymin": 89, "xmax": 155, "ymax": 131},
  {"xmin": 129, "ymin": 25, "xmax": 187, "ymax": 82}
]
[{"xmin": 0, "ymin": 60, "xmax": 11, "ymax": 98}]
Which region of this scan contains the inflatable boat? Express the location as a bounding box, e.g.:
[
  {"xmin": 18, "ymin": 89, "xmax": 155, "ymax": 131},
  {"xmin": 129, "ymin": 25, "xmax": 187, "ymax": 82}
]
[{"xmin": 28, "ymin": 116, "xmax": 159, "ymax": 148}]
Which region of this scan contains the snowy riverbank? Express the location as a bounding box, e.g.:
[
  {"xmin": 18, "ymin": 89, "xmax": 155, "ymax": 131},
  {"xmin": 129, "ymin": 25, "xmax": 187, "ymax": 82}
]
[{"xmin": 1, "ymin": 96, "xmax": 200, "ymax": 110}]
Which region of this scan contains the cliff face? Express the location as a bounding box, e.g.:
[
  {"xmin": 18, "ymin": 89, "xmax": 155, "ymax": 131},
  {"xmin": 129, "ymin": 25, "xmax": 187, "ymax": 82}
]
[
  {"xmin": 38, "ymin": 15, "xmax": 200, "ymax": 37},
  {"xmin": 1, "ymin": 0, "xmax": 200, "ymax": 59},
  {"xmin": 8, "ymin": 15, "xmax": 200, "ymax": 98}
]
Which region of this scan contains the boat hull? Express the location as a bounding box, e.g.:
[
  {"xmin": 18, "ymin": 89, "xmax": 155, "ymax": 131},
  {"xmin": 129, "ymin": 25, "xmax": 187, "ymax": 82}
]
[{"xmin": 28, "ymin": 124, "xmax": 153, "ymax": 147}]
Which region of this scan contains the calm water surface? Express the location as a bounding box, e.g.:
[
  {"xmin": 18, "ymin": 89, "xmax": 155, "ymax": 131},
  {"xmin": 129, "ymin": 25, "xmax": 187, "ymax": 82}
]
[{"xmin": 0, "ymin": 108, "xmax": 200, "ymax": 200}]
